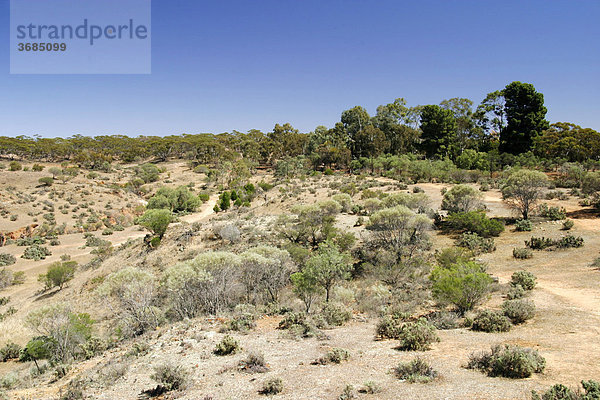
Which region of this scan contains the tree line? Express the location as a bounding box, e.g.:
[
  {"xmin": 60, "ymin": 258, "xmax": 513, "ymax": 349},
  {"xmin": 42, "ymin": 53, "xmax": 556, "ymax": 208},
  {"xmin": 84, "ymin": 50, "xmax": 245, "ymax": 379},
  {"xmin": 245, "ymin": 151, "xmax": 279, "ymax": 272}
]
[{"xmin": 1, "ymin": 81, "xmax": 598, "ymax": 169}]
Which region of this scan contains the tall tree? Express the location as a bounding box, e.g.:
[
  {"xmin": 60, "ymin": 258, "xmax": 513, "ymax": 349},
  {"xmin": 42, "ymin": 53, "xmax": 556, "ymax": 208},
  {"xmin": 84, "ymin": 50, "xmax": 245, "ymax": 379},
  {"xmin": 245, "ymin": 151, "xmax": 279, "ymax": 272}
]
[
  {"xmin": 373, "ymin": 98, "xmax": 420, "ymax": 154},
  {"xmin": 440, "ymin": 97, "xmax": 479, "ymax": 155},
  {"xmin": 341, "ymin": 106, "xmax": 387, "ymax": 158},
  {"xmin": 419, "ymin": 105, "xmax": 457, "ymax": 158},
  {"xmin": 499, "ymin": 82, "xmax": 549, "ymax": 154}
]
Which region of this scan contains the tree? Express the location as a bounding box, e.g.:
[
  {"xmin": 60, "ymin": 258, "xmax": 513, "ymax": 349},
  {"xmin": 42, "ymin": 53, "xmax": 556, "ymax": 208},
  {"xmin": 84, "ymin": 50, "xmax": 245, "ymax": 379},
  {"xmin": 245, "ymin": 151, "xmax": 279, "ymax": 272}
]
[
  {"xmin": 501, "ymin": 169, "xmax": 548, "ymax": 219},
  {"xmin": 341, "ymin": 106, "xmax": 387, "ymax": 158},
  {"xmin": 20, "ymin": 336, "xmax": 54, "ymax": 373},
  {"xmin": 474, "ymin": 90, "xmax": 506, "ymax": 148},
  {"xmin": 136, "ymin": 209, "xmax": 172, "ymax": 239},
  {"xmin": 441, "ymin": 184, "xmax": 484, "ymax": 213},
  {"xmin": 440, "ymin": 97, "xmax": 479, "ymax": 154},
  {"xmin": 372, "ymin": 99, "xmax": 420, "ymax": 155},
  {"xmin": 431, "ymin": 261, "xmax": 492, "ymax": 314},
  {"xmin": 419, "ymin": 105, "xmax": 457, "ymax": 158},
  {"xmin": 290, "ymin": 271, "xmax": 320, "ymax": 313},
  {"xmin": 147, "ymin": 186, "xmax": 200, "ymax": 213},
  {"xmin": 38, "ymin": 177, "xmax": 54, "ymax": 187},
  {"xmin": 302, "ymin": 241, "xmax": 352, "ymax": 303},
  {"xmin": 500, "ymin": 82, "xmax": 549, "ymax": 154},
  {"xmin": 38, "ymin": 261, "xmax": 77, "ymax": 291},
  {"xmin": 533, "ymin": 122, "xmax": 600, "ymax": 162}
]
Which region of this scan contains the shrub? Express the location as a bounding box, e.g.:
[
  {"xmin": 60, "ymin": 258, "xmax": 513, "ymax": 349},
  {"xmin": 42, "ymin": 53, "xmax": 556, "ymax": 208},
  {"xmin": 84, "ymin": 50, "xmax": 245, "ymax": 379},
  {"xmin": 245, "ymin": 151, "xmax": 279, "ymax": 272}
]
[
  {"xmin": 562, "ymin": 219, "xmax": 574, "ymax": 230},
  {"xmin": 135, "ymin": 163, "xmax": 160, "ymax": 183},
  {"xmin": 136, "ymin": 209, "xmax": 172, "ymax": 239},
  {"xmin": 313, "ymin": 348, "xmax": 350, "ymax": 365},
  {"xmin": 376, "ymin": 312, "xmax": 411, "ymax": 339},
  {"xmin": 151, "ymin": 363, "xmax": 189, "ymax": 391},
  {"xmin": 507, "ymin": 284, "xmax": 526, "ymax": 300},
  {"xmin": 332, "ymin": 193, "xmax": 353, "ymax": 213},
  {"xmin": 0, "ymin": 254, "xmax": 16, "ymax": 267},
  {"xmin": 9, "ymin": 161, "xmax": 22, "ymax": 171},
  {"xmin": 277, "ymin": 312, "xmax": 316, "ymax": 339},
  {"xmin": 147, "ymin": 186, "xmax": 200, "ymax": 214},
  {"xmin": 441, "ymin": 184, "xmax": 483, "ymax": 213},
  {"xmin": 260, "ymin": 377, "xmax": 283, "ymax": 395},
  {"xmin": 22, "ymin": 244, "xmax": 52, "ymax": 261},
  {"xmin": 32, "ymin": 164, "xmax": 44, "ymax": 172},
  {"xmin": 456, "ymin": 232, "xmax": 496, "ymax": 254},
  {"xmin": 555, "ymin": 235, "xmax": 584, "ymax": 249},
  {"xmin": 38, "ymin": 261, "xmax": 77, "ymax": 291},
  {"xmin": 513, "ymin": 247, "xmax": 533, "ymax": 259},
  {"xmin": 511, "ymin": 271, "xmax": 536, "ymax": 290},
  {"xmin": 515, "ymin": 219, "xmax": 533, "ymax": 232},
  {"xmin": 394, "ymin": 319, "xmax": 439, "ymax": 351},
  {"xmin": 239, "ymin": 351, "xmax": 269, "ymax": 373},
  {"xmin": 394, "ymin": 357, "xmax": 438, "ymax": 383},
  {"xmin": 0, "ymin": 342, "xmax": 21, "ymax": 362},
  {"xmin": 316, "ymin": 303, "xmax": 352, "ymax": 328},
  {"xmin": 471, "ymin": 310, "xmax": 511, "ymax": 333},
  {"xmin": 38, "ymin": 177, "xmax": 54, "ymax": 187},
  {"xmin": 435, "ymin": 247, "xmax": 473, "ymax": 269},
  {"xmin": 501, "ymin": 169, "xmax": 548, "ymax": 220},
  {"xmin": 531, "ymin": 380, "xmax": 600, "ymax": 400},
  {"xmin": 446, "ymin": 211, "xmax": 504, "ymax": 237},
  {"xmin": 467, "ymin": 344, "xmax": 545, "ymax": 378},
  {"xmin": 425, "ymin": 311, "xmax": 460, "ymax": 330},
  {"xmin": 214, "ymin": 335, "xmax": 240, "ymax": 356},
  {"xmin": 538, "ymin": 204, "xmax": 567, "ymax": 220},
  {"xmin": 431, "ymin": 261, "xmax": 492, "ymax": 314},
  {"xmin": 525, "ymin": 236, "xmax": 555, "ymax": 250},
  {"xmin": 502, "ymin": 299, "xmax": 535, "ymax": 324}
]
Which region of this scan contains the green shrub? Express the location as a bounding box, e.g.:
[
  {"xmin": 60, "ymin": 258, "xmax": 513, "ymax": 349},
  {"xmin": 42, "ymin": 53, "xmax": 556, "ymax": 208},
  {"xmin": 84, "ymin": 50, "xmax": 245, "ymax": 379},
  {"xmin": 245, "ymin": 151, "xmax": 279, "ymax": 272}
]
[
  {"xmin": 136, "ymin": 209, "xmax": 172, "ymax": 239},
  {"xmin": 555, "ymin": 235, "xmax": 584, "ymax": 249},
  {"xmin": 9, "ymin": 161, "xmax": 22, "ymax": 171},
  {"xmin": 435, "ymin": 247, "xmax": 473, "ymax": 269},
  {"xmin": 313, "ymin": 347, "xmax": 350, "ymax": 364},
  {"xmin": 147, "ymin": 186, "xmax": 200, "ymax": 214},
  {"xmin": 38, "ymin": 177, "xmax": 54, "ymax": 187},
  {"xmin": 394, "ymin": 357, "xmax": 438, "ymax": 383},
  {"xmin": 394, "ymin": 319, "xmax": 439, "ymax": 351},
  {"xmin": 134, "ymin": 164, "xmax": 160, "ymax": 183},
  {"xmin": 375, "ymin": 312, "xmax": 411, "ymax": 339},
  {"xmin": 511, "ymin": 271, "xmax": 536, "ymax": 290},
  {"xmin": 531, "ymin": 380, "xmax": 600, "ymax": 400},
  {"xmin": 502, "ymin": 299, "xmax": 535, "ymax": 324},
  {"xmin": 431, "ymin": 261, "xmax": 492, "ymax": 314},
  {"xmin": 0, "ymin": 342, "xmax": 21, "ymax": 362},
  {"xmin": 538, "ymin": 204, "xmax": 566, "ymax": 220},
  {"xmin": 150, "ymin": 363, "xmax": 189, "ymax": 391},
  {"xmin": 22, "ymin": 245, "xmax": 52, "ymax": 261},
  {"xmin": 507, "ymin": 284, "xmax": 526, "ymax": 300},
  {"xmin": 0, "ymin": 254, "xmax": 16, "ymax": 267},
  {"xmin": 316, "ymin": 303, "xmax": 352, "ymax": 328},
  {"xmin": 425, "ymin": 311, "xmax": 460, "ymax": 330},
  {"xmin": 513, "ymin": 247, "xmax": 533, "ymax": 259},
  {"xmin": 471, "ymin": 310, "xmax": 511, "ymax": 333},
  {"xmin": 260, "ymin": 377, "xmax": 283, "ymax": 395},
  {"xmin": 38, "ymin": 261, "xmax": 77, "ymax": 291},
  {"xmin": 213, "ymin": 335, "xmax": 240, "ymax": 356},
  {"xmin": 456, "ymin": 232, "xmax": 496, "ymax": 254},
  {"xmin": 277, "ymin": 312, "xmax": 316, "ymax": 338},
  {"xmin": 446, "ymin": 211, "xmax": 504, "ymax": 237},
  {"xmin": 515, "ymin": 219, "xmax": 533, "ymax": 232},
  {"xmin": 467, "ymin": 344, "xmax": 545, "ymax": 378},
  {"xmin": 441, "ymin": 184, "xmax": 483, "ymax": 213},
  {"xmin": 238, "ymin": 351, "xmax": 269, "ymax": 373},
  {"xmin": 32, "ymin": 164, "xmax": 44, "ymax": 172},
  {"xmin": 525, "ymin": 236, "xmax": 553, "ymax": 250},
  {"xmin": 562, "ymin": 219, "xmax": 574, "ymax": 230}
]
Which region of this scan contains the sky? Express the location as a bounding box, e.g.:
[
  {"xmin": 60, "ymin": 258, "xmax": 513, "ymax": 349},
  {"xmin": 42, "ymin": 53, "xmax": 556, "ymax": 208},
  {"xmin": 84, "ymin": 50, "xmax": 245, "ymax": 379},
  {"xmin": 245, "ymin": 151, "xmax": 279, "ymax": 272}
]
[{"xmin": 0, "ymin": 0, "xmax": 598, "ymax": 137}]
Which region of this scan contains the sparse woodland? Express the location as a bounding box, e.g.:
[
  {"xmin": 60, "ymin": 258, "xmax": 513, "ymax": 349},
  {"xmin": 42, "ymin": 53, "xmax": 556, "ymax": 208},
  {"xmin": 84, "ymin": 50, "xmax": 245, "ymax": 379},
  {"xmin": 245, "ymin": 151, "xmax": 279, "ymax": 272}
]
[{"xmin": 0, "ymin": 82, "xmax": 599, "ymax": 399}]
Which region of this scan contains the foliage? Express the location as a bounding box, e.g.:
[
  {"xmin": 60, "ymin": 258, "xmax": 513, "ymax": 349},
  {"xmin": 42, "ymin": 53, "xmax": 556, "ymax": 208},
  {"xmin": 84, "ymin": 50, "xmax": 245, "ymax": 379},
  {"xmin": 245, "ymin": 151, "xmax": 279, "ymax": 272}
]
[
  {"xmin": 562, "ymin": 219, "xmax": 574, "ymax": 230},
  {"xmin": 515, "ymin": 219, "xmax": 533, "ymax": 232},
  {"xmin": 134, "ymin": 163, "xmax": 161, "ymax": 183},
  {"xmin": 441, "ymin": 184, "xmax": 483, "ymax": 213},
  {"xmin": 0, "ymin": 254, "xmax": 16, "ymax": 267},
  {"xmin": 513, "ymin": 247, "xmax": 533, "ymax": 259},
  {"xmin": 534, "ymin": 122, "xmax": 600, "ymax": 162},
  {"xmin": 38, "ymin": 177, "xmax": 54, "ymax": 186},
  {"xmin": 419, "ymin": 104, "xmax": 457, "ymax": 158},
  {"xmin": 38, "ymin": 261, "xmax": 77, "ymax": 291},
  {"xmin": 501, "ymin": 169, "xmax": 549, "ymax": 219},
  {"xmin": 445, "ymin": 211, "xmax": 504, "ymax": 237},
  {"xmin": 538, "ymin": 204, "xmax": 567, "ymax": 220},
  {"xmin": 467, "ymin": 344, "xmax": 546, "ymax": 378},
  {"xmin": 238, "ymin": 351, "xmax": 269, "ymax": 373},
  {"xmin": 0, "ymin": 342, "xmax": 21, "ymax": 362},
  {"xmin": 9, "ymin": 161, "xmax": 22, "ymax": 171},
  {"xmin": 511, "ymin": 271, "xmax": 536, "ymax": 290},
  {"xmin": 260, "ymin": 377, "xmax": 283, "ymax": 395},
  {"xmin": 313, "ymin": 348, "xmax": 350, "ymax": 365},
  {"xmin": 525, "ymin": 235, "xmax": 584, "ymax": 250},
  {"xmin": 394, "ymin": 319, "xmax": 439, "ymax": 351},
  {"xmin": 147, "ymin": 186, "xmax": 200, "ymax": 213},
  {"xmin": 151, "ymin": 363, "xmax": 189, "ymax": 391},
  {"xmin": 21, "ymin": 244, "xmax": 52, "ymax": 261},
  {"xmin": 531, "ymin": 380, "xmax": 600, "ymax": 400},
  {"xmin": 471, "ymin": 310, "xmax": 511, "ymax": 333},
  {"xmin": 136, "ymin": 209, "xmax": 172, "ymax": 239},
  {"xmin": 431, "ymin": 261, "xmax": 492, "ymax": 314},
  {"xmin": 316, "ymin": 303, "xmax": 352, "ymax": 328},
  {"xmin": 214, "ymin": 335, "xmax": 240, "ymax": 356},
  {"xmin": 394, "ymin": 357, "xmax": 438, "ymax": 383},
  {"xmin": 456, "ymin": 232, "xmax": 496, "ymax": 254},
  {"xmin": 502, "ymin": 299, "xmax": 535, "ymax": 324}
]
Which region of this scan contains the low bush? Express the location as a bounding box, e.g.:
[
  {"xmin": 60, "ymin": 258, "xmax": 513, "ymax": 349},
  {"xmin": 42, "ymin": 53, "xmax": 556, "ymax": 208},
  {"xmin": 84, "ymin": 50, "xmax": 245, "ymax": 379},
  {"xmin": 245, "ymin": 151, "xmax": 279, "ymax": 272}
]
[
  {"xmin": 394, "ymin": 357, "xmax": 438, "ymax": 383},
  {"xmin": 525, "ymin": 236, "xmax": 555, "ymax": 250},
  {"xmin": 456, "ymin": 232, "xmax": 496, "ymax": 254},
  {"xmin": 278, "ymin": 312, "xmax": 317, "ymax": 339},
  {"xmin": 555, "ymin": 235, "xmax": 584, "ymax": 249},
  {"xmin": 531, "ymin": 380, "xmax": 600, "ymax": 400},
  {"xmin": 38, "ymin": 261, "xmax": 77, "ymax": 291},
  {"xmin": 513, "ymin": 247, "xmax": 533, "ymax": 259},
  {"xmin": 511, "ymin": 271, "xmax": 536, "ymax": 291},
  {"xmin": 507, "ymin": 284, "xmax": 526, "ymax": 300},
  {"xmin": 22, "ymin": 245, "xmax": 52, "ymax": 261},
  {"xmin": 395, "ymin": 319, "xmax": 439, "ymax": 351},
  {"xmin": 150, "ymin": 363, "xmax": 189, "ymax": 391},
  {"xmin": 0, "ymin": 342, "xmax": 21, "ymax": 362},
  {"xmin": 213, "ymin": 335, "xmax": 240, "ymax": 356},
  {"xmin": 562, "ymin": 219, "xmax": 574, "ymax": 230},
  {"xmin": 238, "ymin": 351, "xmax": 269, "ymax": 373},
  {"xmin": 471, "ymin": 310, "xmax": 511, "ymax": 333},
  {"xmin": 425, "ymin": 311, "xmax": 460, "ymax": 330},
  {"xmin": 316, "ymin": 303, "xmax": 352, "ymax": 328},
  {"xmin": 9, "ymin": 161, "xmax": 22, "ymax": 171},
  {"xmin": 431, "ymin": 261, "xmax": 492, "ymax": 314},
  {"xmin": 467, "ymin": 344, "xmax": 545, "ymax": 378},
  {"xmin": 0, "ymin": 254, "xmax": 16, "ymax": 267},
  {"xmin": 441, "ymin": 184, "xmax": 483, "ymax": 213},
  {"xmin": 313, "ymin": 347, "xmax": 350, "ymax": 365},
  {"xmin": 538, "ymin": 204, "xmax": 566, "ymax": 220},
  {"xmin": 376, "ymin": 312, "xmax": 411, "ymax": 339},
  {"xmin": 260, "ymin": 377, "xmax": 283, "ymax": 395},
  {"xmin": 515, "ymin": 219, "xmax": 533, "ymax": 232},
  {"xmin": 502, "ymin": 299, "xmax": 535, "ymax": 324},
  {"xmin": 445, "ymin": 211, "xmax": 504, "ymax": 238}
]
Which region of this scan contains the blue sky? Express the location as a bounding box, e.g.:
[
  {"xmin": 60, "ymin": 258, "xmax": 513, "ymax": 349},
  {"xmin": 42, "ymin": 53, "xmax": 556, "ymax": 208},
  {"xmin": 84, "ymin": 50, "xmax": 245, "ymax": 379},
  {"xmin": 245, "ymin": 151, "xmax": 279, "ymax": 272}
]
[{"xmin": 0, "ymin": 0, "xmax": 598, "ymax": 137}]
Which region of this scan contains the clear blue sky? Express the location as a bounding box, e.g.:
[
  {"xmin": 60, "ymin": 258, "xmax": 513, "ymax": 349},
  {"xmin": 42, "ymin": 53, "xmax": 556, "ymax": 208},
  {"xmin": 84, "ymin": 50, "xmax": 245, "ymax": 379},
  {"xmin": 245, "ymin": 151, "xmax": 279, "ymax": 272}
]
[{"xmin": 1, "ymin": 0, "xmax": 598, "ymax": 137}]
